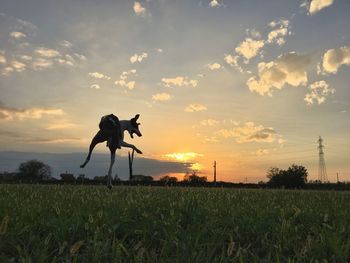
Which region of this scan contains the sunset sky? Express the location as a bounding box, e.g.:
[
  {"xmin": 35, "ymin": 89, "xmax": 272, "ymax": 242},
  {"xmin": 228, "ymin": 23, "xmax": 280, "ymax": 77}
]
[{"xmin": 0, "ymin": 0, "xmax": 349, "ymax": 182}]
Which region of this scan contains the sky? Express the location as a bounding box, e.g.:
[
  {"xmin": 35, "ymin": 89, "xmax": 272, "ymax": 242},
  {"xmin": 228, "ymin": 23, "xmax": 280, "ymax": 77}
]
[{"xmin": 0, "ymin": 0, "xmax": 349, "ymax": 182}]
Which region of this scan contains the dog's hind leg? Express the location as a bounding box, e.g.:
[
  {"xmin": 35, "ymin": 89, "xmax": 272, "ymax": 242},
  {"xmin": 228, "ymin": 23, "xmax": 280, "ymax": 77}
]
[
  {"xmin": 107, "ymin": 146, "xmax": 117, "ymax": 189},
  {"xmin": 80, "ymin": 131, "xmax": 107, "ymax": 168}
]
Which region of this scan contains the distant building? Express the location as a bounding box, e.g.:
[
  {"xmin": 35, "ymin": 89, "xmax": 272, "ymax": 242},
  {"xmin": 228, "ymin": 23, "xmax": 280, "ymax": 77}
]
[{"xmin": 60, "ymin": 172, "xmax": 75, "ymax": 182}]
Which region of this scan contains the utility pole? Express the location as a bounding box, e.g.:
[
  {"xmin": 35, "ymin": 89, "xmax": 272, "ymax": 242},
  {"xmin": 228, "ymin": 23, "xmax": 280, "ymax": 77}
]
[
  {"xmin": 213, "ymin": 161, "xmax": 217, "ymax": 184},
  {"xmin": 128, "ymin": 149, "xmax": 135, "ymax": 181},
  {"xmin": 318, "ymin": 136, "xmax": 328, "ymax": 183},
  {"xmin": 337, "ymin": 172, "xmax": 339, "ymax": 183}
]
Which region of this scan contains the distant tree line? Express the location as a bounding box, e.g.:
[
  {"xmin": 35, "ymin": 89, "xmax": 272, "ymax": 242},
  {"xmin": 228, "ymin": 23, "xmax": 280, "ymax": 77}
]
[{"xmin": 1, "ymin": 160, "xmax": 350, "ymax": 190}]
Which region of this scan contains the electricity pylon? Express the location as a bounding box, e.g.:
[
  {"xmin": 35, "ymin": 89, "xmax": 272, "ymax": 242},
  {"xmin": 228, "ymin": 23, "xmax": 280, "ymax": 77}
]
[{"xmin": 318, "ymin": 136, "xmax": 328, "ymax": 183}]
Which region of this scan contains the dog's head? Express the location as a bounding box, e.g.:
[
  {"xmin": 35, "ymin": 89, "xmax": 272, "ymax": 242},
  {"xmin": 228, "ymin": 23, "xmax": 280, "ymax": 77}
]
[{"xmin": 129, "ymin": 114, "xmax": 142, "ymax": 138}]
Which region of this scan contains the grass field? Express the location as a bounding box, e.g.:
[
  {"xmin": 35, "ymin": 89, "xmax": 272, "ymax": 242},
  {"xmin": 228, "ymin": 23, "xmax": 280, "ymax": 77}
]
[{"xmin": 0, "ymin": 185, "xmax": 349, "ymax": 262}]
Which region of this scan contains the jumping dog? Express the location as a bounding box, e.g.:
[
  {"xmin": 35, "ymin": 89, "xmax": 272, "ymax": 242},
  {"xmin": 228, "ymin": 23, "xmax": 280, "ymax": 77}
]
[{"xmin": 80, "ymin": 114, "xmax": 143, "ymax": 189}]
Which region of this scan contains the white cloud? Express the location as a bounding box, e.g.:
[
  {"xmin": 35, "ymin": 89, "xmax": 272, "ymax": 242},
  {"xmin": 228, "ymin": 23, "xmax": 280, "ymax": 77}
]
[
  {"xmin": 130, "ymin": 52, "xmax": 148, "ymax": 63},
  {"xmin": 321, "ymin": 46, "xmax": 350, "ymax": 74},
  {"xmin": 304, "ymin": 80, "xmax": 335, "ymax": 105},
  {"xmin": 10, "ymin": 31, "xmax": 26, "ymax": 39},
  {"xmin": 0, "ymin": 52, "xmax": 7, "ymax": 64},
  {"xmin": 114, "ymin": 69, "xmax": 137, "ymax": 90},
  {"xmin": 35, "ymin": 47, "xmax": 60, "ymax": 58},
  {"xmin": 161, "ymin": 76, "xmax": 198, "ymax": 88},
  {"xmin": 56, "ymin": 55, "xmax": 75, "ymax": 67},
  {"xmin": 152, "ymin": 93, "xmax": 172, "ymax": 102},
  {"xmin": 60, "ymin": 40, "xmax": 73, "ymax": 48},
  {"xmin": 268, "ymin": 19, "xmax": 289, "ymax": 29},
  {"xmin": 217, "ymin": 122, "xmax": 282, "ymax": 144},
  {"xmin": 90, "ymin": 84, "xmax": 101, "ymax": 89},
  {"xmin": 11, "ymin": 60, "xmax": 26, "ymax": 72},
  {"xmin": 235, "ymin": 38, "xmax": 265, "ymax": 61},
  {"xmin": 74, "ymin": 53, "xmax": 87, "ymax": 61},
  {"xmin": 165, "ymin": 152, "xmax": 204, "ymax": 161},
  {"xmin": 133, "ymin": 2, "xmax": 146, "ymax": 16},
  {"xmin": 209, "ymin": 0, "xmax": 220, "ymax": 7},
  {"xmin": 185, "ymin": 104, "xmax": 207, "ymax": 112},
  {"xmin": 246, "ymin": 28, "xmax": 261, "ymax": 39},
  {"xmin": 267, "ymin": 19, "xmax": 290, "ymax": 46},
  {"xmin": 207, "ymin": 62, "xmax": 222, "ymax": 70},
  {"xmin": 46, "ymin": 121, "xmax": 77, "ymax": 130},
  {"xmin": 0, "ymin": 103, "xmax": 64, "ymax": 121},
  {"xmin": 309, "ymin": 0, "xmax": 334, "ymax": 14},
  {"xmin": 88, "ymin": 72, "xmax": 111, "ymax": 80},
  {"xmin": 224, "ymin": 54, "xmax": 237, "ymax": 66},
  {"xmin": 20, "ymin": 55, "xmax": 32, "ymax": 61},
  {"xmin": 32, "ymin": 58, "xmax": 53, "ymax": 70},
  {"xmin": 1, "ymin": 67, "xmax": 14, "ymax": 76},
  {"xmin": 126, "ymin": 81, "xmax": 135, "ymax": 90},
  {"xmin": 247, "ymin": 52, "xmax": 311, "ymax": 96}
]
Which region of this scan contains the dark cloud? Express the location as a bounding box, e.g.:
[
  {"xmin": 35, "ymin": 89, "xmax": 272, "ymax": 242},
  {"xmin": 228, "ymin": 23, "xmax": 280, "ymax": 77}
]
[{"xmin": 0, "ymin": 151, "xmax": 192, "ymax": 179}]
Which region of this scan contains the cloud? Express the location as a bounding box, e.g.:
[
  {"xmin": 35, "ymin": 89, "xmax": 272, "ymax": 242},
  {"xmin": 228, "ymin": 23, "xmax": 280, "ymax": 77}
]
[
  {"xmin": 152, "ymin": 93, "xmax": 172, "ymax": 101},
  {"xmin": 32, "ymin": 58, "xmax": 53, "ymax": 70},
  {"xmin": 0, "ymin": 52, "xmax": 6, "ymax": 64},
  {"xmin": 207, "ymin": 62, "xmax": 222, "ymax": 70},
  {"xmin": 247, "ymin": 52, "xmax": 311, "ymax": 96},
  {"xmin": 321, "ymin": 46, "xmax": 350, "ymax": 74},
  {"xmin": 46, "ymin": 121, "xmax": 77, "ymax": 130},
  {"xmin": 224, "ymin": 54, "xmax": 239, "ymax": 66},
  {"xmin": 267, "ymin": 19, "xmax": 290, "ymax": 46},
  {"xmin": 1, "ymin": 67, "xmax": 14, "ymax": 76},
  {"xmin": 246, "ymin": 28, "xmax": 261, "ymax": 39},
  {"xmin": 309, "ymin": 0, "xmax": 334, "ymax": 14},
  {"xmin": 209, "ymin": 0, "xmax": 220, "ymax": 7},
  {"xmin": 235, "ymin": 38, "xmax": 265, "ymax": 61},
  {"xmin": 10, "ymin": 31, "xmax": 26, "ymax": 39},
  {"xmin": 35, "ymin": 47, "xmax": 60, "ymax": 58},
  {"xmin": 11, "ymin": 60, "xmax": 26, "ymax": 72},
  {"xmin": 60, "ymin": 40, "xmax": 73, "ymax": 48},
  {"xmin": 133, "ymin": 1, "xmax": 146, "ymax": 16},
  {"xmin": 185, "ymin": 104, "xmax": 207, "ymax": 112},
  {"xmin": 304, "ymin": 80, "xmax": 335, "ymax": 105},
  {"xmin": 56, "ymin": 55, "xmax": 75, "ymax": 67},
  {"xmin": 114, "ymin": 69, "xmax": 137, "ymax": 90},
  {"xmin": 161, "ymin": 76, "xmax": 198, "ymax": 88},
  {"xmin": 130, "ymin": 52, "xmax": 148, "ymax": 63},
  {"xmin": 217, "ymin": 122, "xmax": 282, "ymax": 144},
  {"xmin": 88, "ymin": 72, "xmax": 111, "ymax": 80},
  {"xmin": 20, "ymin": 55, "xmax": 32, "ymax": 61},
  {"xmin": 164, "ymin": 152, "xmax": 204, "ymax": 161},
  {"xmin": 0, "ymin": 103, "xmax": 64, "ymax": 121},
  {"xmin": 90, "ymin": 84, "xmax": 101, "ymax": 89}
]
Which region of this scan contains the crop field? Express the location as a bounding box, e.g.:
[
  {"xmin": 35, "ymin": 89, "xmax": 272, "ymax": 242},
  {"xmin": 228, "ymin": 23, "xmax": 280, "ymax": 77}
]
[{"xmin": 0, "ymin": 185, "xmax": 349, "ymax": 262}]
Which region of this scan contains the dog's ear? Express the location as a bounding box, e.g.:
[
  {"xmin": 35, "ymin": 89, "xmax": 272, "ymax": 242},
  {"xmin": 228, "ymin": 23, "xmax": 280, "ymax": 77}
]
[{"xmin": 134, "ymin": 114, "xmax": 140, "ymax": 121}]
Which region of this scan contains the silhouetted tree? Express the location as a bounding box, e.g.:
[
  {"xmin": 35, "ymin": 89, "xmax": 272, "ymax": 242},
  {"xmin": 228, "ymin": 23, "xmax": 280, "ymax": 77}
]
[
  {"xmin": 131, "ymin": 174, "xmax": 154, "ymax": 182},
  {"xmin": 183, "ymin": 171, "xmax": 207, "ymax": 184},
  {"xmin": 18, "ymin": 160, "xmax": 51, "ymax": 182},
  {"xmin": 159, "ymin": 175, "xmax": 178, "ymax": 183},
  {"xmin": 267, "ymin": 164, "xmax": 308, "ymax": 188}
]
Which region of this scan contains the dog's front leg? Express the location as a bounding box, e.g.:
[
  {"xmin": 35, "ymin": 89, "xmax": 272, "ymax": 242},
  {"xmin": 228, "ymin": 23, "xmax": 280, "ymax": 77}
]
[{"xmin": 120, "ymin": 141, "xmax": 142, "ymax": 154}]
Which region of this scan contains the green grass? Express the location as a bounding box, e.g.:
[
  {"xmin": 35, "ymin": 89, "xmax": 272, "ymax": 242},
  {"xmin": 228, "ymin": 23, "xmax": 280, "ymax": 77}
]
[{"xmin": 0, "ymin": 185, "xmax": 349, "ymax": 262}]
